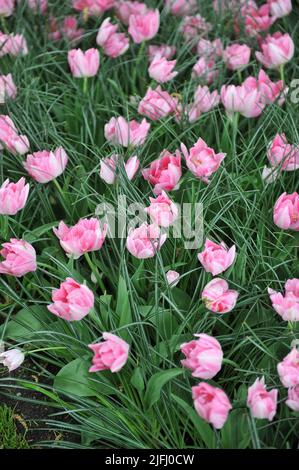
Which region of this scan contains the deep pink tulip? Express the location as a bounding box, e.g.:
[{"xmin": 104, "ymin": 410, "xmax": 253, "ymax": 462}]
[
  {"xmin": 192, "ymin": 382, "xmax": 232, "ymax": 429},
  {"xmin": 256, "ymin": 33, "xmax": 294, "ymax": 69},
  {"xmin": 0, "ymin": 178, "xmax": 29, "ymax": 215},
  {"xmin": 145, "ymin": 190, "xmax": 178, "ymax": 227},
  {"xmin": 0, "ymin": 115, "xmax": 29, "ymax": 155},
  {"xmin": 138, "ymin": 86, "xmax": 179, "ymax": 121},
  {"xmin": 0, "ymin": 239, "xmax": 37, "ymax": 277},
  {"xmin": 126, "ymin": 223, "xmax": 167, "ymax": 259},
  {"xmin": 286, "ymin": 386, "xmax": 299, "ymax": 412},
  {"xmin": 148, "ymin": 54, "xmax": 177, "ymax": 84},
  {"xmin": 48, "ymin": 277, "xmax": 94, "ymax": 321},
  {"xmin": 142, "ymin": 149, "xmax": 182, "ymax": 195},
  {"xmin": 128, "ymin": 9, "xmax": 160, "ymax": 44},
  {"xmin": 247, "ymin": 377, "xmax": 278, "ymax": 421},
  {"xmin": 89, "ymin": 333, "xmax": 129, "ymax": 373},
  {"xmin": 181, "ymin": 138, "xmax": 225, "ymax": 184},
  {"xmin": 181, "ymin": 333, "xmax": 223, "ymax": 379},
  {"xmin": 104, "ymin": 116, "xmax": 150, "ymax": 147},
  {"xmin": 53, "ymin": 218, "xmax": 107, "ymax": 259},
  {"xmin": 23, "ymin": 147, "xmax": 68, "ymax": 183},
  {"xmin": 68, "ymin": 48, "xmax": 100, "ymax": 77},
  {"xmin": 268, "ymin": 278, "xmax": 299, "ymax": 322},
  {"xmin": 198, "ymin": 239, "xmax": 236, "ymax": 276},
  {"xmin": 223, "ymin": 43, "xmax": 251, "ymax": 70},
  {"xmin": 277, "ymin": 348, "xmax": 299, "ymax": 388},
  {"xmin": 273, "ymin": 192, "xmax": 299, "ymax": 231},
  {"xmin": 202, "ymin": 278, "xmax": 239, "ymax": 314}
]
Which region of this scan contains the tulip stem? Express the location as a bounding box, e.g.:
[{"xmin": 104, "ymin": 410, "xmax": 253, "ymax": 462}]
[
  {"xmin": 83, "ymin": 77, "xmax": 88, "ymax": 94},
  {"xmin": 84, "ymin": 252, "xmax": 106, "ymax": 294},
  {"xmin": 133, "ymin": 41, "xmax": 145, "ymax": 95},
  {"xmin": 52, "ymin": 178, "xmax": 68, "ymax": 212},
  {"xmin": 280, "ymin": 64, "xmax": 285, "ymax": 84},
  {"xmin": 237, "ymin": 69, "xmax": 242, "ymax": 84}
]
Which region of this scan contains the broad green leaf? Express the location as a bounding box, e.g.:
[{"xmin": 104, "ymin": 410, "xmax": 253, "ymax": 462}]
[
  {"xmin": 130, "ymin": 367, "xmax": 145, "ymax": 392},
  {"xmin": 144, "ymin": 368, "xmax": 183, "ymax": 409},
  {"xmin": 4, "ymin": 305, "xmax": 51, "ymax": 340},
  {"xmin": 116, "ymin": 276, "xmax": 131, "ymax": 340}
]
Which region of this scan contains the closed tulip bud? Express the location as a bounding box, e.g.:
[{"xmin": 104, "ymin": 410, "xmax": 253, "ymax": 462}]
[{"xmin": 68, "ymin": 48, "xmax": 100, "ymax": 77}]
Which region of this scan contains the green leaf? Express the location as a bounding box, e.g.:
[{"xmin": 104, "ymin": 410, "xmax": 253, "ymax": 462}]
[
  {"xmin": 171, "ymin": 394, "xmax": 216, "ymax": 448},
  {"xmin": 144, "ymin": 369, "xmax": 183, "ymax": 410},
  {"xmin": 4, "ymin": 305, "xmax": 51, "ymax": 340},
  {"xmin": 130, "ymin": 367, "xmax": 145, "ymax": 392},
  {"xmin": 116, "ymin": 276, "xmax": 131, "ymax": 340}
]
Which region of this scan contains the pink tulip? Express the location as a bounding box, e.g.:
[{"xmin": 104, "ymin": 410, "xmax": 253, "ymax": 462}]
[
  {"xmin": 128, "ymin": 9, "xmax": 160, "ymax": 44},
  {"xmin": 96, "ymin": 17, "xmax": 129, "ymax": 58},
  {"xmin": 240, "ymin": 2, "xmax": 273, "ymax": 36},
  {"xmin": 23, "ymin": 147, "xmax": 68, "ymax": 183},
  {"xmin": 221, "ymin": 81, "xmax": 265, "ymax": 119},
  {"xmin": 181, "ymin": 333, "xmax": 223, "ymax": 379},
  {"xmin": 138, "ymin": 86, "xmax": 179, "ymax": 121},
  {"xmin": 0, "ymin": 0, "xmax": 14, "ymax": 17},
  {"xmin": 181, "ymin": 138, "xmax": 225, "ymax": 184},
  {"xmin": 192, "ymin": 57, "xmax": 218, "ymax": 84},
  {"xmin": 53, "ymin": 218, "xmax": 107, "ymax": 259},
  {"xmin": 257, "ymin": 69, "xmax": 287, "ymax": 105},
  {"xmin": 89, "ymin": 333, "xmax": 129, "ymax": 373},
  {"xmin": 267, "ymin": 0, "xmax": 292, "ymax": 18},
  {"xmin": 0, "ymin": 239, "xmax": 37, "ymax": 277},
  {"xmin": 100, "ymin": 154, "xmax": 140, "ymax": 183},
  {"xmin": 286, "ymin": 386, "xmax": 299, "ymax": 412},
  {"xmin": 180, "ymin": 14, "xmax": 211, "ymax": 43},
  {"xmin": 115, "ymin": 0, "xmax": 147, "ymax": 25},
  {"xmin": 223, "ymin": 44, "xmax": 251, "ymax": 70},
  {"xmin": 188, "ymin": 86, "xmax": 220, "ymax": 123},
  {"xmin": 148, "ymin": 54, "xmax": 178, "ymax": 84},
  {"xmin": 202, "ymin": 278, "xmax": 239, "ymax": 314},
  {"xmin": 126, "ymin": 223, "xmax": 167, "ymax": 259},
  {"xmin": 166, "ymin": 270, "xmax": 180, "ymax": 287},
  {"xmin": 268, "ymin": 278, "xmax": 299, "ymax": 322},
  {"xmin": 267, "ymin": 134, "xmax": 299, "ymax": 172},
  {"xmin": 197, "ymin": 38, "xmax": 223, "ymax": 58},
  {"xmin": 165, "ymin": 0, "xmax": 198, "ymax": 16},
  {"xmin": 0, "ymin": 32, "xmax": 28, "ymax": 57},
  {"xmin": 148, "ymin": 44, "xmax": 176, "ymax": 62},
  {"xmin": 277, "ymin": 348, "xmax": 299, "ymax": 388},
  {"xmin": 273, "ymin": 192, "xmax": 299, "ymax": 231},
  {"xmin": 198, "ymin": 239, "xmax": 236, "ymax": 276},
  {"xmin": 0, "ymin": 178, "xmax": 29, "ymax": 215},
  {"xmin": 68, "ymin": 48, "xmax": 100, "ymax": 77},
  {"xmin": 192, "ymin": 382, "xmax": 232, "ymax": 429},
  {"xmin": 256, "ymin": 33, "xmax": 294, "ymax": 69},
  {"xmin": 0, "ymin": 73, "xmax": 17, "ymax": 102},
  {"xmin": 72, "ymin": 0, "xmax": 114, "ymax": 16},
  {"xmin": 262, "ymin": 165, "xmax": 280, "ymax": 185},
  {"xmin": 247, "ymin": 377, "xmax": 278, "ymax": 421},
  {"xmin": 0, "ymin": 348, "xmax": 24, "ymax": 371},
  {"xmin": 62, "ymin": 16, "xmax": 84, "ymax": 44},
  {"xmin": 104, "ymin": 116, "xmax": 150, "ymax": 147},
  {"xmin": 48, "ymin": 277, "xmax": 94, "ymax": 321},
  {"xmin": 27, "ymin": 0, "xmax": 47, "ymax": 13},
  {"xmin": 0, "ymin": 115, "xmax": 29, "ymax": 155},
  {"xmin": 145, "ymin": 190, "xmax": 178, "ymax": 227},
  {"xmin": 142, "ymin": 149, "xmax": 182, "ymax": 195}
]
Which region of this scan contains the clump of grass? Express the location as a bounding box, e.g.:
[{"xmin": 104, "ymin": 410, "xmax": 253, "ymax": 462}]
[{"xmin": 0, "ymin": 404, "xmax": 29, "ymax": 449}]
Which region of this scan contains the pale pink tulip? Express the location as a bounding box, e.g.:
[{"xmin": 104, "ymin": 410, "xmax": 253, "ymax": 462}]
[
  {"xmin": 126, "ymin": 223, "xmax": 167, "ymax": 259},
  {"xmin": 273, "ymin": 192, "xmax": 299, "ymax": 231},
  {"xmin": 104, "ymin": 116, "xmax": 150, "ymax": 147},
  {"xmin": 286, "ymin": 386, "xmax": 299, "ymax": 412},
  {"xmin": 100, "ymin": 154, "xmax": 140, "ymax": 183},
  {"xmin": 138, "ymin": 86, "xmax": 179, "ymax": 121},
  {"xmin": 181, "ymin": 333, "xmax": 223, "ymax": 379},
  {"xmin": 192, "ymin": 382, "xmax": 232, "ymax": 429},
  {"xmin": 68, "ymin": 48, "xmax": 100, "ymax": 77},
  {"xmin": 0, "ymin": 239, "xmax": 37, "ymax": 277},
  {"xmin": 181, "ymin": 138, "xmax": 225, "ymax": 184},
  {"xmin": 0, "ymin": 73, "xmax": 17, "ymax": 102},
  {"xmin": 128, "ymin": 9, "xmax": 160, "ymax": 44},
  {"xmin": 197, "ymin": 38, "xmax": 223, "ymax": 59},
  {"xmin": 142, "ymin": 149, "xmax": 182, "ymax": 195},
  {"xmin": 115, "ymin": 0, "xmax": 147, "ymax": 25},
  {"xmin": 23, "ymin": 147, "xmax": 68, "ymax": 183},
  {"xmin": 0, "ymin": 0, "xmax": 14, "ymax": 17},
  {"xmin": 0, "ymin": 348, "xmax": 24, "ymax": 371},
  {"xmin": 148, "ymin": 54, "xmax": 177, "ymax": 84},
  {"xmin": 166, "ymin": 270, "xmax": 180, "ymax": 287},
  {"xmin": 180, "ymin": 14, "xmax": 211, "ymax": 43},
  {"xmin": 165, "ymin": 0, "xmax": 198, "ymax": 16},
  {"xmin": 0, "ymin": 32, "xmax": 28, "ymax": 57},
  {"xmin": 192, "ymin": 57, "xmax": 218, "ymax": 84},
  {"xmin": 223, "ymin": 43, "xmax": 251, "ymax": 70},
  {"xmin": 221, "ymin": 81, "xmax": 265, "ymax": 118},
  {"xmin": 0, "ymin": 115, "xmax": 29, "ymax": 155},
  {"xmin": 96, "ymin": 18, "xmax": 129, "ymax": 58},
  {"xmin": 148, "ymin": 44, "xmax": 176, "ymax": 62},
  {"xmin": 257, "ymin": 69, "xmax": 287, "ymax": 105},
  {"xmin": 145, "ymin": 190, "xmax": 178, "ymax": 227},
  {"xmin": 48, "ymin": 277, "xmax": 94, "ymax": 321},
  {"xmin": 89, "ymin": 333, "xmax": 129, "ymax": 373},
  {"xmin": 267, "ymin": 134, "xmax": 299, "ymax": 172},
  {"xmin": 267, "ymin": 0, "xmax": 292, "ymax": 18},
  {"xmin": 277, "ymin": 348, "xmax": 299, "ymax": 388},
  {"xmin": 198, "ymin": 239, "xmax": 236, "ymax": 276},
  {"xmin": 53, "ymin": 218, "xmax": 107, "ymax": 258},
  {"xmin": 202, "ymin": 278, "xmax": 239, "ymax": 314},
  {"xmin": 247, "ymin": 377, "xmax": 278, "ymax": 421},
  {"xmin": 188, "ymin": 86, "xmax": 220, "ymax": 123},
  {"xmin": 0, "ymin": 178, "xmax": 29, "ymax": 215},
  {"xmin": 268, "ymin": 278, "xmax": 299, "ymax": 322},
  {"xmin": 256, "ymin": 33, "xmax": 294, "ymax": 69}
]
